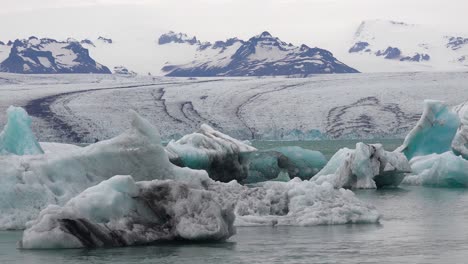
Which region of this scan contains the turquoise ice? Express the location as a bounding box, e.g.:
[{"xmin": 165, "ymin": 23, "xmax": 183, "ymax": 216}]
[
  {"xmin": 397, "ymin": 100, "xmax": 459, "ymax": 160},
  {"xmin": 271, "ymin": 146, "xmax": 327, "ymax": 180},
  {"xmin": 0, "ymin": 106, "xmax": 44, "ymax": 155}
]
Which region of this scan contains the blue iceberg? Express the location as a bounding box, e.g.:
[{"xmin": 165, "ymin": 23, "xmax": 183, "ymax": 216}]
[
  {"xmin": 403, "ymin": 152, "xmax": 468, "ymax": 187},
  {"xmin": 0, "ymin": 106, "xmax": 44, "ymax": 155},
  {"xmin": 396, "ymin": 100, "xmax": 460, "ymax": 160}
]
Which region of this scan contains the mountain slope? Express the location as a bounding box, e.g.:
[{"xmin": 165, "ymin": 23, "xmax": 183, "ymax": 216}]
[
  {"xmin": 339, "ymin": 19, "xmax": 468, "ymax": 72},
  {"xmin": 161, "ymin": 31, "xmax": 359, "ymax": 76},
  {"xmin": 0, "ymin": 37, "xmax": 111, "ymax": 74}
]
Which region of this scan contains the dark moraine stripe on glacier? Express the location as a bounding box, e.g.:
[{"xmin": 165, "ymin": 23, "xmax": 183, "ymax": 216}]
[{"xmin": 23, "ymin": 80, "xmax": 223, "ymax": 143}]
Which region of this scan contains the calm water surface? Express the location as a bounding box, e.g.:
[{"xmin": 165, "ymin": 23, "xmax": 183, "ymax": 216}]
[{"xmin": 3, "ymin": 139, "xmax": 468, "ymax": 264}]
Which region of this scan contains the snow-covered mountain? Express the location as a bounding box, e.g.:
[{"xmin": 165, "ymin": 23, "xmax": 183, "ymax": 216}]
[
  {"xmin": 160, "ymin": 31, "xmax": 359, "ymax": 76},
  {"xmin": 0, "ymin": 37, "xmax": 111, "ymax": 74},
  {"xmin": 339, "ymin": 19, "xmax": 468, "ymax": 72}
]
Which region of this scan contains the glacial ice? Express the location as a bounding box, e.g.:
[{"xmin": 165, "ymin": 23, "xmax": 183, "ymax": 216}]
[
  {"xmin": 396, "ymin": 100, "xmax": 460, "ymax": 160},
  {"xmin": 241, "ymin": 150, "xmax": 289, "ymax": 183},
  {"xmin": 208, "ymin": 179, "xmax": 381, "ymax": 226},
  {"xmin": 272, "ymin": 146, "xmax": 327, "ymax": 180},
  {"xmin": 166, "ymin": 124, "xmax": 257, "ymax": 182},
  {"xmin": 452, "ymin": 102, "xmax": 468, "ymax": 159},
  {"xmin": 312, "ymin": 143, "xmax": 411, "ymax": 189},
  {"xmin": 402, "ymin": 152, "xmax": 468, "ymax": 187},
  {"xmin": 0, "ymin": 110, "xmax": 209, "ymax": 229},
  {"xmin": 0, "ymin": 106, "xmax": 44, "ymax": 155},
  {"xmin": 20, "ymin": 175, "xmax": 235, "ymax": 249},
  {"xmin": 396, "ymin": 100, "xmax": 468, "ymax": 187}
]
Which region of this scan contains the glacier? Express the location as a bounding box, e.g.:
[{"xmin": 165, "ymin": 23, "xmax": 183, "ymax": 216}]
[
  {"xmin": 0, "ymin": 106, "xmax": 44, "ymax": 155},
  {"xmin": 312, "ymin": 143, "xmax": 411, "ymax": 189},
  {"xmin": 20, "ymin": 175, "xmax": 235, "ymax": 249}
]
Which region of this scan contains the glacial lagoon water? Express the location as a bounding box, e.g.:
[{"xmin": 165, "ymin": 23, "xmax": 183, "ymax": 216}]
[{"xmin": 3, "ymin": 139, "xmax": 468, "ymax": 264}]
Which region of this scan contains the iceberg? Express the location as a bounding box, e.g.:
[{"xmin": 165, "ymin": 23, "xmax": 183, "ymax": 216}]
[
  {"xmin": 403, "ymin": 152, "xmax": 468, "ymax": 187},
  {"xmin": 20, "ymin": 175, "xmax": 235, "ymax": 249},
  {"xmin": 312, "ymin": 143, "xmax": 410, "ymax": 189},
  {"xmin": 452, "ymin": 102, "xmax": 468, "ymax": 159},
  {"xmin": 0, "ymin": 106, "xmax": 44, "ymax": 155},
  {"xmin": 166, "ymin": 124, "xmax": 257, "ymax": 182},
  {"xmin": 241, "ymin": 150, "xmax": 290, "ymax": 183},
  {"xmin": 20, "ymin": 175, "xmax": 381, "ymax": 249},
  {"xmin": 209, "ymin": 179, "xmax": 380, "ymax": 226},
  {"xmin": 272, "ymin": 146, "xmax": 327, "ymax": 180},
  {"xmin": 396, "ymin": 100, "xmax": 460, "ymax": 160},
  {"xmin": 397, "ymin": 100, "xmax": 468, "ymax": 188},
  {"xmin": 0, "ymin": 110, "xmax": 208, "ymax": 229}
]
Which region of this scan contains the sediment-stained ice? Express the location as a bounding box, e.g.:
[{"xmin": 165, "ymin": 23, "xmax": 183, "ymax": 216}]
[
  {"xmin": 312, "ymin": 143, "xmax": 410, "ymax": 189},
  {"xmin": 396, "ymin": 100, "xmax": 460, "ymax": 160},
  {"xmin": 0, "ymin": 106, "xmax": 44, "ymax": 155},
  {"xmin": 20, "ymin": 175, "xmax": 235, "ymax": 249},
  {"xmin": 0, "ymin": 110, "xmax": 208, "ymax": 229},
  {"xmin": 166, "ymin": 124, "xmax": 257, "ymax": 182}
]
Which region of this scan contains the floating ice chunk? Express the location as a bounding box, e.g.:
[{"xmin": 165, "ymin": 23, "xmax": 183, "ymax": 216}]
[
  {"xmin": 452, "ymin": 102, "xmax": 468, "ymax": 159},
  {"xmin": 166, "ymin": 124, "xmax": 257, "ymax": 182},
  {"xmin": 0, "ymin": 106, "xmax": 44, "ymax": 155},
  {"xmin": 403, "ymin": 152, "xmax": 468, "ymax": 187},
  {"xmin": 272, "ymin": 146, "xmax": 327, "ymax": 180},
  {"xmin": 312, "ymin": 143, "xmax": 410, "ymax": 189},
  {"xmin": 396, "ymin": 100, "xmax": 460, "ymax": 160},
  {"xmin": 20, "ymin": 175, "xmax": 235, "ymax": 249},
  {"xmin": 0, "ymin": 110, "xmax": 209, "ymax": 229},
  {"xmin": 241, "ymin": 150, "xmax": 289, "ymax": 183},
  {"xmin": 208, "ymin": 179, "xmax": 381, "ymax": 226}
]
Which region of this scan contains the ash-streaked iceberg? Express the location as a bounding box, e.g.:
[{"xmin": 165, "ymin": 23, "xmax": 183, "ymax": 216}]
[
  {"xmin": 312, "ymin": 143, "xmax": 410, "ymax": 189},
  {"xmin": 396, "ymin": 100, "xmax": 460, "ymax": 160},
  {"xmin": 0, "ymin": 109, "xmax": 208, "ymax": 229},
  {"xmin": 20, "ymin": 175, "xmax": 235, "ymax": 249},
  {"xmin": 0, "ymin": 106, "xmax": 44, "ymax": 155},
  {"xmin": 166, "ymin": 124, "xmax": 257, "ymax": 182}
]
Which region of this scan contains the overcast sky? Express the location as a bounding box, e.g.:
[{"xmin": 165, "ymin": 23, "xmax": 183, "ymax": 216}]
[{"xmin": 1, "ymin": 0, "xmax": 467, "ymax": 48}]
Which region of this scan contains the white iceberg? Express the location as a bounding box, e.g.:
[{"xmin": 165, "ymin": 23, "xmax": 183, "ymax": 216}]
[
  {"xmin": 0, "ymin": 106, "xmax": 44, "ymax": 155},
  {"xmin": 396, "ymin": 100, "xmax": 460, "ymax": 160},
  {"xmin": 20, "ymin": 175, "xmax": 235, "ymax": 249},
  {"xmin": 452, "ymin": 102, "xmax": 468, "ymax": 159},
  {"xmin": 166, "ymin": 124, "xmax": 257, "ymax": 182},
  {"xmin": 312, "ymin": 143, "xmax": 410, "ymax": 189},
  {"xmin": 209, "ymin": 178, "xmax": 380, "ymax": 226},
  {"xmin": 0, "ymin": 110, "xmax": 208, "ymax": 229}
]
